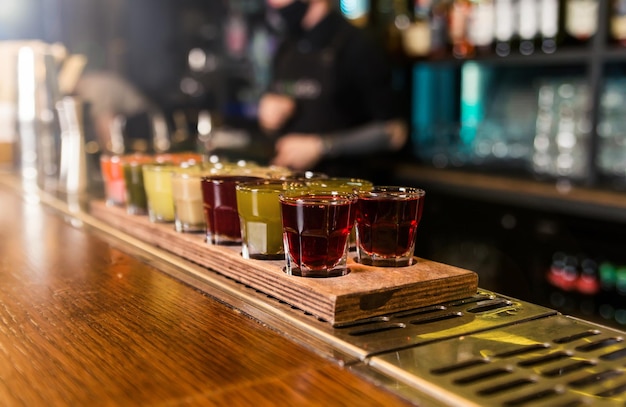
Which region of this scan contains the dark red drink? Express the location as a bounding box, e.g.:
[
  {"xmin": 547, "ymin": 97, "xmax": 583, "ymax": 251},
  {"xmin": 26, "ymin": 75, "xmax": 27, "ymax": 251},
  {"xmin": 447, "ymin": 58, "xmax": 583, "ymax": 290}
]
[
  {"xmin": 355, "ymin": 187, "xmax": 425, "ymax": 267},
  {"xmin": 280, "ymin": 193, "xmax": 356, "ymax": 277},
  {"xmin": 201, "ymin": 175, "xmax": 262, "ymax": 245}
]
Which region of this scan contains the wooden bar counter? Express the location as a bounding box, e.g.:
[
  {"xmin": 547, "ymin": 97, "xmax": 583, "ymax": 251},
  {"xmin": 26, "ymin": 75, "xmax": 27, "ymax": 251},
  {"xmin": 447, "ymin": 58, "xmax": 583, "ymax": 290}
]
[{"xmin": 0, "ymin": 178, "xmax": 416, "ymax": 406}]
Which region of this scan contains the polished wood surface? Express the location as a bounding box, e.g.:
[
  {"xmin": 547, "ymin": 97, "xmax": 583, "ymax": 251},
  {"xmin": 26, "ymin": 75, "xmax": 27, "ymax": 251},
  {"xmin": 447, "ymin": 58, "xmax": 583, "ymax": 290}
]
[
  {"xmin": 90, "ymin": 200, "xmax": 478, "ymax": 326},
  {"xmin": 0, "ymin": 182, "xmax": 413, "ymax": 406}
]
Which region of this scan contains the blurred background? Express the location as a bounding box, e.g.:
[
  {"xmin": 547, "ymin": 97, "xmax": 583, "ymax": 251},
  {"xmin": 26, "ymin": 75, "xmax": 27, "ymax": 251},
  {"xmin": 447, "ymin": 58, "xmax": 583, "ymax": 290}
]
[
  {"xmin": 0, "ymin": 0, "xmax": 269, "ymax": 117},
  {"xmin": 2, "ymin": 0, "xmax": 626, "ymax": 331}
]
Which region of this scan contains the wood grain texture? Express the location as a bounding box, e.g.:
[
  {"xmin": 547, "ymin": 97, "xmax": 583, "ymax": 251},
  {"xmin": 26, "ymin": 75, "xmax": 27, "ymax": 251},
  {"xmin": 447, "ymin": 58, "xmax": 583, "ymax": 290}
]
[
  {"xmin": 90, "ymin": 200, "xmax": 478, "ymax": 326},
  {"xmin": 0, "ymin": 181, "xmax": 413, "ymax": 406}
]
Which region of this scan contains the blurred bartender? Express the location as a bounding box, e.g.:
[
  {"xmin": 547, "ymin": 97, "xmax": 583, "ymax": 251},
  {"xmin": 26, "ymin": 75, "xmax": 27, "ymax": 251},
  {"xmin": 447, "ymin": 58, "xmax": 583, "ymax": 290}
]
[
  {"xmin": 259, "ymin": 0, "xmax": 407, "ymax": 179},
  {"xmin": 75, "ymin": 71, "xmax": 156, "ymax": 154}
]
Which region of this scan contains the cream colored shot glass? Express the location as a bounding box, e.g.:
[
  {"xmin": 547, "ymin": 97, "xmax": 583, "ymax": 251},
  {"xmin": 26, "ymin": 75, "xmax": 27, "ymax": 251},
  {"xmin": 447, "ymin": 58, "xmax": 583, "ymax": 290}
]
[{"xmin": 171, "ymin": 172, "xmax": 206, "ymax": 233}]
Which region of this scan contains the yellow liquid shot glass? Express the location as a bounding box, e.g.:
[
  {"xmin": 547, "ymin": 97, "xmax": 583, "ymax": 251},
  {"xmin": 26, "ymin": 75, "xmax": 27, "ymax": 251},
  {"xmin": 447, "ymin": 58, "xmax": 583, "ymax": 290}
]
[{"xmin": 143, "ymin": 163, "xmax": 202, "ymax": 223}]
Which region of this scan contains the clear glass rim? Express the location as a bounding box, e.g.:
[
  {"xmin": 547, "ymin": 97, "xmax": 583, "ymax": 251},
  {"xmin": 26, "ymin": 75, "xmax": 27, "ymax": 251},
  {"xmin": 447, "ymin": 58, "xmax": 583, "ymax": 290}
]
[
  {"xmin": 236, "ymin": 179, "xmax": 307, "ymax": 193},
  {"xmin": 305, "ymin": 177, "xmax": 372, "ymax": 186},
  {"xmin": 279, "ymin": 191, "xmax": 357, "ymax": 205},
  {"xmin": 358, "ymin": 186, "xmax": 426, "ymax": 198},
  {"xmin": 201, "ymin": 175, "xmax": 264, "ymax": 184}
]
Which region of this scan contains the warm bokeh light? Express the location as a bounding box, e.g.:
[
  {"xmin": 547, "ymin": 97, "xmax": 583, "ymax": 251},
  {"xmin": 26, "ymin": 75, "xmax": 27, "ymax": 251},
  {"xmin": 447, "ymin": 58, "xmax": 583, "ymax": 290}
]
[
  {"xmin": 0, "ymin": 0, "xmax": 43, "ymax": 41},
  {"xmin": 0, "ymin": 1, "xmax": 24, "ymax": 20}
]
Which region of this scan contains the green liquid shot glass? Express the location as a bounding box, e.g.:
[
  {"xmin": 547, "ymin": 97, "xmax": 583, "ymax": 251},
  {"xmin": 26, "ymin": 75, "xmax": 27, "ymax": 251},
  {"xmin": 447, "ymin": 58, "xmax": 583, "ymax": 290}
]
[
  {"xmin": 236, "ymin": 180, "xmax": 307, "ymax": 260},
  {"xmin": 117, "ymin": 154, "xmax": 154, "ymax": 215}
]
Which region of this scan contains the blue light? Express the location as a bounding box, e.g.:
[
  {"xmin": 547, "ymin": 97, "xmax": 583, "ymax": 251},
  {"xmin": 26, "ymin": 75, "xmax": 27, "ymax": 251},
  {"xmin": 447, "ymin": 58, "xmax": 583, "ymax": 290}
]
[{"xmin": 339, "ymin": 0, "xmax": 369, "ymax": 20}]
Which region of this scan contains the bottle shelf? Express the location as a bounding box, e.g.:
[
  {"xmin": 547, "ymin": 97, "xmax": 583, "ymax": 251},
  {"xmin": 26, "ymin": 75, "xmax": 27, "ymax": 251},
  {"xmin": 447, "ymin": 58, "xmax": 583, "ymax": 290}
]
[
  {"xmin": 410, "ymin": 46, "xmax": 599, "ymax": 67},
  {"xmin": 392, "ymin": 163, "xmax": 626, "ymax": 224}
]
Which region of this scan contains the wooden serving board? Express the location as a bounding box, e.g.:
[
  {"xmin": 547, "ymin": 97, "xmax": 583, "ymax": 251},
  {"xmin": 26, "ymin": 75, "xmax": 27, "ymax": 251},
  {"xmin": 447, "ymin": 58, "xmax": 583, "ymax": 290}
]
[{"xmin": 90, "ymin": 200, "xmax": 478, "ymax": 326}]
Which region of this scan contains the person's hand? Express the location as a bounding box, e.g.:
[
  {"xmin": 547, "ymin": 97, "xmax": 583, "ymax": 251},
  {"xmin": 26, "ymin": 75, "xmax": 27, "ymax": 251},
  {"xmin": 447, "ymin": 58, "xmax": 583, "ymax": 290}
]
[
  {"xmin": 258, "ymin": 93, "xmax": 296, "ymax": 134},
  {"xmin": 271, "ymin": 133, "xmax": 324, "ymax": 170}
]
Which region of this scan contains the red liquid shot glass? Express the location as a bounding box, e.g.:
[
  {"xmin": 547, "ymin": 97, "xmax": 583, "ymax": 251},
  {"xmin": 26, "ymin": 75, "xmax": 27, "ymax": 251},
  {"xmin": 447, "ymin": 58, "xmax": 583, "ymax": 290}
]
[
  {"xmin": 100, "ymin": 154, "xmax": 127, "ymax": 207},
  {"xmin": 279, "ymin": 192, "xmax": 357, "ymax": 278},
  {"xmin": 201, "ymin": 175, "xmax": 263, "ymax": 245},
  {"xmin": 355, "ymin": 186, "xmax": 425, "ymax": 267}
]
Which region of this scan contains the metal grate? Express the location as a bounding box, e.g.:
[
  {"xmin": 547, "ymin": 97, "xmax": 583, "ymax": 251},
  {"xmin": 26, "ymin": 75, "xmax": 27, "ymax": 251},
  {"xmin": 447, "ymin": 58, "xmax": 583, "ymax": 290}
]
[
  {"xmin": 326, "ymin": 290, "xmax": 558, "ymax": 357},
  {"xmin": 367, "ymin": 315, "xmax": 626, "ymax": 406}
]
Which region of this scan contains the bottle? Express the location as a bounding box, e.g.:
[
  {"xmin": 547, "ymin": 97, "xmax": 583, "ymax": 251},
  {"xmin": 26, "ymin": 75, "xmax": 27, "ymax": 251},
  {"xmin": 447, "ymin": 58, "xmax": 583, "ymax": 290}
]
[
  {"xmin": 575, "ymin": 257, "xmax": 600, "ymax": 316},
  {"xmin": 539, "ymin": 0, "xmax": 560, "ymax": 53},
  {"xmin": 613, "ymin": 266, "xmax": 626, "ymax": 326},
  {"xmin": 224, "ymin": 11, "xmax": 248, "ymax": 60},
  {"xmin": 402, "ymin": 0, "xmax": 431, "ymax": 57},
  {"xmin": 611, "ymin": 0, "xmax": 626, "ymax": 46},
  {"xmin": 387, "ymin": 0, "xmax": 413, "ymax": 59},
  {"xmin": 429, "ymin": 0, "xmax": 449, "ymax": 57},
  {"xmin": 196, "ymin": 110, "xmax": 214, "ymax": 155},
  {"xmin": 598, "ymin": 261, "xmax": 617, "ymax": 322},
  {"xmin": 467, "ymin": 0, "xmax": 496, "ymax": 55},
  {"xmin": 448, "ymin": 0, "xmax": 474, "ymax": 58},
  {"xmin": 364, "ymin": 0, "xmax": 391, "ymax": 48},
  {"xmin": 494, "ymin": 0, "xmax": 515, "ymax": 56},
  {"xmin": 402, "ymin": 0, "xmax": 433, "ymax": 57},
  {"xmin": 561, "ymin": 253, "xmax": 580, "ymax": 313},
  {"xmin": 368, "ymin": 0, "xmax": 405, "ymax": 57},
  {"xmin": 517, "ymin": 0, "xmax": 539, "ymax": 55},
  {"xmin": 546, "ymin": 251, "xmax": 568, "ymax": 308},
  {"xmin": 564, "ymin": 0, "xmax": 599, "ymax": 45},
  {"xmin": 546, "ymin": 251, "xmax": 578, "ymax": 312}
]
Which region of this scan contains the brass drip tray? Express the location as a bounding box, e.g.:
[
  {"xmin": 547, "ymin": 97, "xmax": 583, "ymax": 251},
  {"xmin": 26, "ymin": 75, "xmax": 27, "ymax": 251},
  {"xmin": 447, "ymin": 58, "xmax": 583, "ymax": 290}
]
[
  {"xmin": 326, "ymin": 290, "xmax": 557, "ymax": 357},
  {"xmin": 367, "ymin": 315, "xmax": 626, "ymax": 406}
]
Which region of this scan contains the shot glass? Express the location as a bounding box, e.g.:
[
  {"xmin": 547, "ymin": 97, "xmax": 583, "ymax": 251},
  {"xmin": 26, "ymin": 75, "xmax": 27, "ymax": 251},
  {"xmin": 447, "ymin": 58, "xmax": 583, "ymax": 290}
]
[
  {"xmin": 100, "ymin": 154, "xmax": 127, "ymax": 206},
  {"xmin": 355, "ymin": 186, "xmax": 426, "ymax": 267},
  {"xmin": 236, "ymin": 180, "xmax": 307, "ymax": 260},
  {"xmin": 305, "ymin": 177, "xmax": 373, "ymax": 194},
  {"xmin": 143, "ymin": 163, "xmax": 200, "ymax": 223},
  {"xmin": 279, "ymin": 192, "xmax": 357, "ymax": 278},
  {"xmin": 281, "ymin": 170, "xmax": 328, "ymax": 181},
  {"xmin": 215, "ymin": 160, "xmax": 260, "ymax": 176},
  {"xmin": 171, "ymin": 172, "xmax": 206, "ymax": 233},
  {"xmin": 305, "ymin": 177, "xmax": 373, "ymax": 248},
  {"xmin": 261, "ymin": 165, "xmax": 293, "ymax": 179},
  {"xmin": 122, "ymin": 154, "xmax": 155, "ymax": 215},
  {"xmin": 142, "ymin": 163, "xmax": 178, "ymax": 223},
  {"xmin": 201, "ymin": 175, "xmax": 263, "ymax": 245}
]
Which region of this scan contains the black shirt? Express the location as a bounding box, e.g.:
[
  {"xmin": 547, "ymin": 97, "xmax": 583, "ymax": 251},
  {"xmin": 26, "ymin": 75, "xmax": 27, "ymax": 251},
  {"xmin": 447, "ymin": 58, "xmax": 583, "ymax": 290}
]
[{"xmin": 269, "ymin": 11, "xmax": 397, "ymax": 136}]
